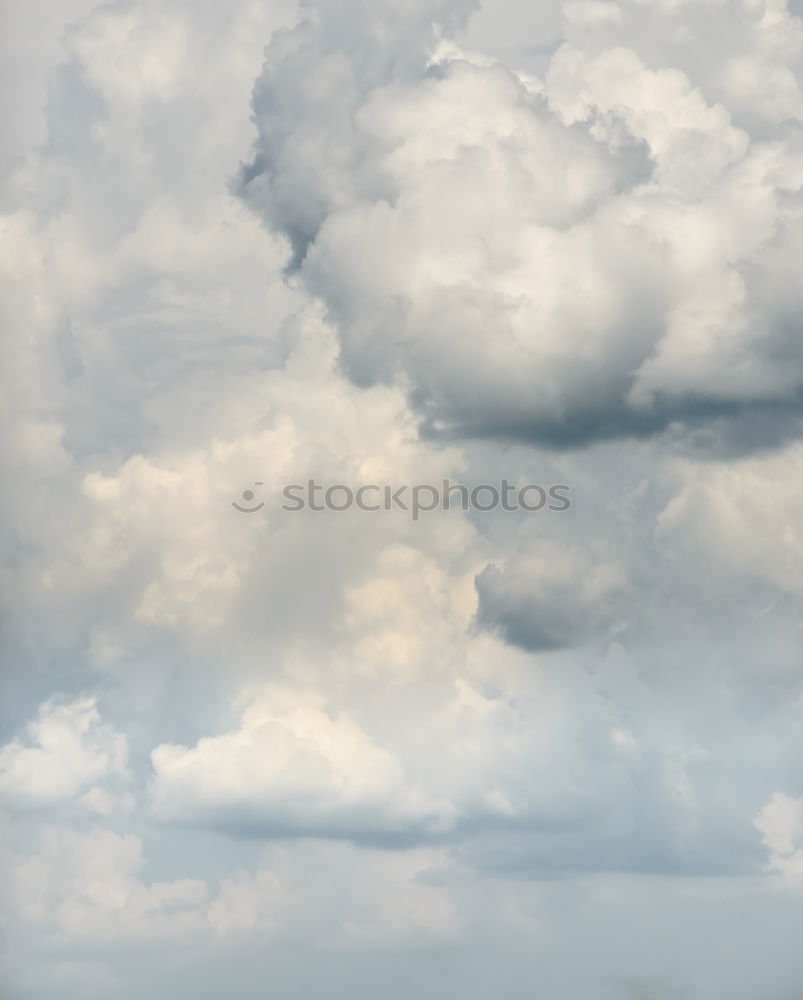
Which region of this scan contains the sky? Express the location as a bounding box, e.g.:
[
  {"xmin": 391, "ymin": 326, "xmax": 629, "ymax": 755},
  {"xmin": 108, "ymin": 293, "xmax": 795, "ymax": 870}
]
[{"xmin": 2, "ymin": 0, "xmax": 803, "ymax": 997}]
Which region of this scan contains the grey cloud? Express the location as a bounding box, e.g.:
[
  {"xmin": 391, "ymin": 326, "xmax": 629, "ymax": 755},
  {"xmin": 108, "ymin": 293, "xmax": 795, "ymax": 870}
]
[
  {"xmin": 475, "ymin": 540, "xmax": 627, "ymax": 651},
  {"xmin": 240, "ymin": 0, "xmax": 803, "ymax": 453},
  {"xmin": 238, "ymin": 0, "xmax": 479, "ymax": 268},
  {"xmin": 5, "ymin": 0, "xmax": 803, "ymax": 997}
]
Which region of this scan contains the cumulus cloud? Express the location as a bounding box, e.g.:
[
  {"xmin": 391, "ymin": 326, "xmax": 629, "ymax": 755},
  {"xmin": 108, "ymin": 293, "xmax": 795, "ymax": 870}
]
[
  {"xmin": 240, "ymin": 0, "xmax": 803, "ymax": 451},
  {"xmin": 475, "ymin": 539, "xmax": 627, "ymax": 650},
  {"xmin": 2, "ymin": 825, "xmax": 460, "ymax": 975},
  {"xmin": 8, "ymin": 826, "xmax": 209, "ymax": 944},
  {"xmin": 4, "ymin": 0, "xmax": 803, "ymax": 997},
  {"xmin": 755, "ymin": 791, "xmax": 803, "ymax": 876},
  {"xmin": 138, "ymin": 647, "xmax": 774, "ymax": 884},
  {"xmin": 0, "ymin": 697, "xmax": 128, "ymax": 808},
  {"xmin": 149, "ymin": 684, "xmax": 455, "ymax": 839}
]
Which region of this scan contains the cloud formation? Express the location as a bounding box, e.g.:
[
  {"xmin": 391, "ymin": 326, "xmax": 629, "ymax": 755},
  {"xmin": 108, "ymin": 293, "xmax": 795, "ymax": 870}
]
[
  {"xmin": 0, "ymin": 698, "xmax": 128, "ymax": 809},
  {"xmin": 3, "ymin": 0, "xmax": 803, "ymax": 997},
  {"xmin": 475, "ymin": 539, "xmax": 627, "ymax": 650},
  {"xmin": 241, "ymin": 0, "xmax": 803, "ymax": 451}
]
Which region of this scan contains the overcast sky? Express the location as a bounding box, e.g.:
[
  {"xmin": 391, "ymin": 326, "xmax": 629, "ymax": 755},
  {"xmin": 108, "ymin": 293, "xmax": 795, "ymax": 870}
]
[{"xmin": 2, "ymin": 1, "xmax": 803, "ymax": 997}]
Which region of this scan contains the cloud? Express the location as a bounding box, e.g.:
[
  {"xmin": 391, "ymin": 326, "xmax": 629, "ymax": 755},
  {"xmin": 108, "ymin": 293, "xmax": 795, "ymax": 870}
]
[
  {"xmin": 755, "ymin": 791, "xmax": 803, "ymax": 876},
  {"xmin": 8, "ymin": 826, "xmax": 209, "ymax": 945},
  {"xmin": 656, "ymin": 440, "xmax": 803, "ymax": 597},
  {"xmin": 475, "ymin": 539, "xmax": 627, "ymax": 650},
  {"xmin": 2, "ymin": 824, "xmax": 459, "ymax": 968},
  {"xmin": 4, "ymin": 0, "xmax": 803, "ymax": 996},
  {"xmin": 0, "ymin": 697, "xmax": 128, "ymax": 809},
  {"xmin": 139, "ymin": 646, "xmax": 771, "ymax": 882},
  {"xmin": 149, "ymin": 684, "xmax": 456, "ymax": 839},
  {"xmin": 240, "ymin": 0, "xmax": 803, "ymax": 452}
]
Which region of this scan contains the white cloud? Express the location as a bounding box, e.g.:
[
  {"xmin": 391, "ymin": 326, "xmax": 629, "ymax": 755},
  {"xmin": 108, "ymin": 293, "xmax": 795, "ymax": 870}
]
[
  {"xmin": 241, "ymin": 0, "xmax": 803, "ymax": 450},
  {"xmin": 5, "ymin": 825, "xmax": 211, "ymax": 959},
  {"xmin": 755, "ymin": 791, "xmax": 803, "ymax": 876},
  {"xmin": 0, "ymin": 698, "xmax": 128, "ymax": 808},
  {"xmin": 4, "ymin": 0, "xmax": 803, "ymax": 996},
  {"xmin": 150, "ymin": 683, "xmax": 456, "ymax": 837}
]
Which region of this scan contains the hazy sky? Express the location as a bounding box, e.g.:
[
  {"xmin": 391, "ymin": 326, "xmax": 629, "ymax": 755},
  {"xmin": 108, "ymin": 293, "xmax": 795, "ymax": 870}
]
[{"xmin": 2, "ymin": 1, "xmax": 803, "ymax": 997}]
